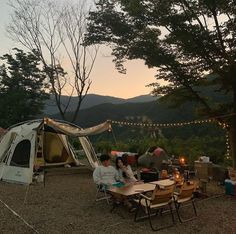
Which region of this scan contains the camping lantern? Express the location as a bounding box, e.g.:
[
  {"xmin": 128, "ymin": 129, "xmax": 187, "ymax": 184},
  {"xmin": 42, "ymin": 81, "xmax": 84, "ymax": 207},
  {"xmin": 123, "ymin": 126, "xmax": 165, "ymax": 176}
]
[
  {"xmin": 175, "ymin": 172, "xmax": 180, "ymax": 180},
  {"xmin": 179, "ymin": 157, "xmax": 185, "ymax": 165},
  {"xmin": 173, "ymin": 169, "xmax": 183, "ymax": 184}
]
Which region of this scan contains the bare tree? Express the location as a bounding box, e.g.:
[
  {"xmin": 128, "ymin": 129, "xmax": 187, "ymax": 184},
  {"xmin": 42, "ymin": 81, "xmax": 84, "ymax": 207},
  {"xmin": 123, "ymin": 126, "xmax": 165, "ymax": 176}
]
[{"xmin": 7, "ymin": 0, "xmax": 99, "ymax": 122}]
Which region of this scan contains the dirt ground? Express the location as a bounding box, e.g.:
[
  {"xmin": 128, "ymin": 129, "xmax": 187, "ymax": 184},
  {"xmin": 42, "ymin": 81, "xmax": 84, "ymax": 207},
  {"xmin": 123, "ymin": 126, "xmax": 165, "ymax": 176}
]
[{"xmin": 0, "ymin": 167, "xmax": 236, "ymax": 234}]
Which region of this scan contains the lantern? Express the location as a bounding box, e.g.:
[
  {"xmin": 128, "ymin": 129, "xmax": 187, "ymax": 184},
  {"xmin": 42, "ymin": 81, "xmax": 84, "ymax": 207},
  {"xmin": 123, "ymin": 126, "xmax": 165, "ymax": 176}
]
[
  {"xmin": 179, "ymin": 157, "xmax": 185, "ymax": 165},
  {"xmin": 173, "ymin": 169, "xmax": 183, "ymax": 185}
]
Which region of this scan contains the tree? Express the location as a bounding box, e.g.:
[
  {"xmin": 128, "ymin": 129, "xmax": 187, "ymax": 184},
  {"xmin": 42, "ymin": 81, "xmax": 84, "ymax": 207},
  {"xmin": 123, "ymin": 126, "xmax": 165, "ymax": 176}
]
[
  {"xmin": 86, "ymin": 0, "xmax": 236, "ymax": 168},
  {"xmin": 0, "ymin": 48, "xmax": 49, "ymax": 127},
  {"xmin": 8, "ymin": 0, "xmax": 99, "ymax": 122}
]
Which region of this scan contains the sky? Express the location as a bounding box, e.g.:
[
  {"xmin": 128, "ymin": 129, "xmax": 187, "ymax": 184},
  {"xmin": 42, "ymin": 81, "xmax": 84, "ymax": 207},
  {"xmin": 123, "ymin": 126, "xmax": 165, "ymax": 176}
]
[{"xmin": 0, "ymin": 0, "xmax": 157, "ymax": 99}]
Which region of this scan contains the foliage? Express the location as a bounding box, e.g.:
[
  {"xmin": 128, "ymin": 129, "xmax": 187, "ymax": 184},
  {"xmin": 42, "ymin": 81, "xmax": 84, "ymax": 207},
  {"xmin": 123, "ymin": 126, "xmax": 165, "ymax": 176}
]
[
  {"xmin": 86, "ymin": 0, "xmax": 236, "ymax": 168},
  {"xmin": 94, "ymin": 140, "xmax": 113, "ymax": 154},
  {"xmin": 91, "ymin": 134, "xmax": 227, "ymax": 166},
  {"xmin": 0, "ymin": 48, "xmax": 49, "ymax": 128}
]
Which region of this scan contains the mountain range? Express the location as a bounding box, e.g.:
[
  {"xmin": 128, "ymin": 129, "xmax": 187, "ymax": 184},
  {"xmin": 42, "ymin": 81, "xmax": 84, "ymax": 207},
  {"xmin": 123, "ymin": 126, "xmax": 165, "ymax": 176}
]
[
  {"xmin": 44, "ymin": 93, "xmax": 157, "ymax": 115},
  {"xmin": 47, "ymin": 87, "xmax": 228, "ymax": 140}
]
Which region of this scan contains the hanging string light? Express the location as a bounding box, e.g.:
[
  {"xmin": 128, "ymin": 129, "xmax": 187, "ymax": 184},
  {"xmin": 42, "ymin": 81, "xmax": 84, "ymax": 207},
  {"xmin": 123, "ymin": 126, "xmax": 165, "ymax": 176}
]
[
  {"xmin": 110, "ymin": 112, "xmax": 236, "ymax": 129},
  {"xmin": 110, "ymin": 112, "xmax": 236, "ymax": 160},
  {"xmin": 225, "ymin": 130, "xmax": 231, "ymax": 159},
  {"xmin": 111, "ymin": 118, "xmax": 215, "ymax": 128},
  {"xmin": 215, "ymin": 121, "xmax": 231, "ymax": 159}
]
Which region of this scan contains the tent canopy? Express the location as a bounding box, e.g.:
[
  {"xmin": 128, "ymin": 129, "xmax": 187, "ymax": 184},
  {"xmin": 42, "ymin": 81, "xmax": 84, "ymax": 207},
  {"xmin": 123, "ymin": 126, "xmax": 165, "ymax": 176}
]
[
  {"xmin": 0, "ymin": 118, "xmax": 110, "ymax": 184},
  {"xmin": 43, "ymin": 117, "xmax": 111, "ymax": 136}
]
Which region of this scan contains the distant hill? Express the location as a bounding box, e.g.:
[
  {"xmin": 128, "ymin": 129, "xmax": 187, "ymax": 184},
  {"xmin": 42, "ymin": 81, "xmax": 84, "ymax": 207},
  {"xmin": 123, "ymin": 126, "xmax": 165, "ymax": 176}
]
[
  {"xmin": 50, "ymin": 84, "xmax": 229, "ymax": 140},
  {"xmin": 43, "ymin": 93, "xmax": 157, "ymax": 115},
  {"xmin": 48, "ymin": 81, "xmax": 230, "ymax": 140},
  {"xmin": 71, "ymin": 101, "xmax": 196, "ymax": 127},
  {"xmin": 51, "ymin": 99, "xmax": 219, "ymax": 140},
  {"xmin": 125, "ymin": 94, "xmax": 158, "ymax": 103}
]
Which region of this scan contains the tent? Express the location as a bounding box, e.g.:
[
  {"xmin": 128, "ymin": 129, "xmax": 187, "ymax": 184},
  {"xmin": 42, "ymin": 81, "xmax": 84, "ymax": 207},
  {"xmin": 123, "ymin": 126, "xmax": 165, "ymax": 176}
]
[
  {"xmin": 0, "ymin": 127, "xmax": 6, "ymax": 137},
  {"xmin": 0, "ymin": 117, "xmax": 110, "ymax": 184}
]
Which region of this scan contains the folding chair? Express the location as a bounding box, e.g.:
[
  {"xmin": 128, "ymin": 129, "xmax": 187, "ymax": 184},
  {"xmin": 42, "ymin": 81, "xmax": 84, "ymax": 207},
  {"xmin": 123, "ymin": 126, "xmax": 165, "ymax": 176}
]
[
  {"xmin": 134, "ymin": 185, "xmax": 175, "ymax": 231},
  {"xmin": 173, "ymin": 181, "xmax": 197, "ymax": 223},
  {"xmin": 95, "ymin": 184, "xmax": 111, "ymax": 204}
]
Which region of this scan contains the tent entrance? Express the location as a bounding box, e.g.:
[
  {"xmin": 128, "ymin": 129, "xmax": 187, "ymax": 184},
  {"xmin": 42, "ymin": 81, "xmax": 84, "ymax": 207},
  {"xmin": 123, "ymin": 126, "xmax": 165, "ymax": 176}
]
[
  {"xmin": 35, "ymin": 132, "xmax": 75, "ymax": 166},
  {"xmin": 10, "ymin": 139, "xmax": 31, "ymax": 167}
]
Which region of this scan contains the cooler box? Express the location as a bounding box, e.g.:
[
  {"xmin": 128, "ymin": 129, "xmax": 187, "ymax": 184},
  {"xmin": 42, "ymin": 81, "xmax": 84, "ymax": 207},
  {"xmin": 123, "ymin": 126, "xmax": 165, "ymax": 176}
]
[{"xmin": 225, "ymin": 179, "xmax": 236, "ymax": 196}]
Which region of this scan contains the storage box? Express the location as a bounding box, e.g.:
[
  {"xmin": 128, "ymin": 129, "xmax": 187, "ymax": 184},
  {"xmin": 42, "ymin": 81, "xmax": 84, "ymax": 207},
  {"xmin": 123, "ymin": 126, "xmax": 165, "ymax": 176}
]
[
  {"xmin": 194, "ymin": 161, "xmax": 213, "ymax": 180},
  {"xmin": 140, "ymin": 170, "xmax": 159, "ymax": 183},
  {"xmin": 225, "ymin": 179, "xmax": 236, "ymax": 196}
]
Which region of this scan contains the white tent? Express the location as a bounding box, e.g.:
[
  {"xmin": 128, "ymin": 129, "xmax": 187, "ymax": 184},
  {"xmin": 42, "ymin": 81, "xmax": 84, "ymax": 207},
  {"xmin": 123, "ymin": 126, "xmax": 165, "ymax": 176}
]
[{"xmin": 0, "ymin": 118, "xmax": 110, "ymax": 184}]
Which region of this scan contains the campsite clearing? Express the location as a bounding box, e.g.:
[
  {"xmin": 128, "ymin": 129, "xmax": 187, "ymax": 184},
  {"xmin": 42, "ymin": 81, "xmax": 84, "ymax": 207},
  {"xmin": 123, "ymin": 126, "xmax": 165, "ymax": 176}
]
[{"xmin": 0, "ymin": 168, "xmax": 236, "ymax": 234}]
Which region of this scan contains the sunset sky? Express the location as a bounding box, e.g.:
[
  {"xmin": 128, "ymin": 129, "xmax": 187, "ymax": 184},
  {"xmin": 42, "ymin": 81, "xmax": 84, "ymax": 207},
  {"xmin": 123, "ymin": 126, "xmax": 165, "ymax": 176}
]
[{"xmin": 0, "ymin": 0, "xmax": 157, "ymax": 99}]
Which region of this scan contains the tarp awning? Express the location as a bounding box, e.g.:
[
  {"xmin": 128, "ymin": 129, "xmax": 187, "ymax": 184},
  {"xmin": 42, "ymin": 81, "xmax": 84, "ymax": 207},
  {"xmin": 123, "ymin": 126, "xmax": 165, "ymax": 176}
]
[{"xmin": 44, "ymin": 118, "xmax": 111, "ymax": 137}]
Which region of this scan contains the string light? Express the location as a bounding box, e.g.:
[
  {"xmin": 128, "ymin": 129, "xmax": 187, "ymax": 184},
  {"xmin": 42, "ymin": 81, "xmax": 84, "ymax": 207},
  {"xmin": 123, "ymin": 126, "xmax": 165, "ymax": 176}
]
[
  {"xmin": 110, "ymin": 118, "xmax": 215, "ymax": 128},
  {"xmin": 225, "ymin": 130, "xmax": 231, "ymax": 159},
  {"xmin": 109, "ymin": 114, "xmax": 235, "ymax": 160}
]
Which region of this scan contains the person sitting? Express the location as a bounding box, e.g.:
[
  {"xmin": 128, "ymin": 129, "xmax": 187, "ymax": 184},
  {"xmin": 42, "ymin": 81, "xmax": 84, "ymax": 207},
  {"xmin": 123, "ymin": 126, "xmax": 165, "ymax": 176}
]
[
  {"xmin": 115, "ymin": 154, "xmax": 138, "ymax": 184},
  {"xmin": 93, "ymin": 154, "xmax": 136, "ymax": 212},
  {"xmin": 93, "ymin": 154, "xmax": 119, "ymax": 188}
]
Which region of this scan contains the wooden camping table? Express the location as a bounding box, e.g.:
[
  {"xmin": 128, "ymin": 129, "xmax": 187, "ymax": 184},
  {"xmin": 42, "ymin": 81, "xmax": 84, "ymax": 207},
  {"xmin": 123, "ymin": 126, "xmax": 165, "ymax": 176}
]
[
  {"xmin": 108, "ymin": 183, "xmax": 156, "ymax": 213},
  {"xmin": 108, "ymin": 183, "xmax": 156, "ymax": 197},
  {"xmin": 149, "ymin": 179, "xmax": 175, "ymax": 187}
]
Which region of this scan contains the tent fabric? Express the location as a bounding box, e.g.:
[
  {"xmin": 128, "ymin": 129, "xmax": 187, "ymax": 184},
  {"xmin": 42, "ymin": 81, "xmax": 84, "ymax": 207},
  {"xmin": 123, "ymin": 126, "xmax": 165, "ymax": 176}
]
[
  {"xmin": 79, "ymin": 137, "xmax": 99, "ymax": 168},
  {"xmin": 0, "ymin": 118, "xmax": 108, "ymax": 184},
  {"xmin": 44, "ymin": 118, "xmax": 111, "ymax": 136}
]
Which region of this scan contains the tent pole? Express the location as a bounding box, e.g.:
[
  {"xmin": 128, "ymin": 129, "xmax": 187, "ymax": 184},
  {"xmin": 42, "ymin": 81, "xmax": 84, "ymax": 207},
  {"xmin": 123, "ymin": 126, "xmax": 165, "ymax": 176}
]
[
  {"xmin": 111, "ymin": 127, "xmax": 117, "ymax": 145},
  {"xmin": 42, "ymin": 125, "xmax": 46, "ymax": 188}
]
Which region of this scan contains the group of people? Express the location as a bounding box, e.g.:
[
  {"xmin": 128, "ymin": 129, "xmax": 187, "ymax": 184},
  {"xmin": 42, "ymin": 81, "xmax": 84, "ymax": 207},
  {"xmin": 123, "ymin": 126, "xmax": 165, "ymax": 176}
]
[
  {"xmin": 93, "ymin": 153, "xmax": 138, "ymax": 188},
  {"xmin": 93, "ymin": 153, "xmax": 139, "ymax": 212}
]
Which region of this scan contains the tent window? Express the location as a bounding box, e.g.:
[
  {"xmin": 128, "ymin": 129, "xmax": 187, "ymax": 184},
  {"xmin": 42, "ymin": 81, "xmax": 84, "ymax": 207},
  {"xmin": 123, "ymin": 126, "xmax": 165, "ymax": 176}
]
[{"xmin": 10, "ymin": 140, "xmax": 31, "ymax": 168}]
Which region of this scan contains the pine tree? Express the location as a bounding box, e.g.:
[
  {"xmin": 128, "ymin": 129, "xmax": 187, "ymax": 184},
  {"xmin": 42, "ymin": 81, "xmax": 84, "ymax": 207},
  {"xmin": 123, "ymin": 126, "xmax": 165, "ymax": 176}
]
[{"xmin": 0, "ymin": 48, "xmax": 49, "ymax": 127}]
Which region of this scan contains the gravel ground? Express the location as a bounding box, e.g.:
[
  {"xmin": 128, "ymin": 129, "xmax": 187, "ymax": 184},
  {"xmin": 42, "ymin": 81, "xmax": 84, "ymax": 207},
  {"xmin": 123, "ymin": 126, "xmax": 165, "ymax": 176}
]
[{"xmin": 0, "ymin": 167, "xmax": 236, "ymax": 234}]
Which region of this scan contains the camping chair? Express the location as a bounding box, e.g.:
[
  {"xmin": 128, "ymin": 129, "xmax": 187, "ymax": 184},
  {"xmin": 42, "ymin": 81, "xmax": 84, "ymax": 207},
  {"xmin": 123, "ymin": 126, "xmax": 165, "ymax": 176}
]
[
  {"xmin": 173, "ymin": 181, "xmax": 197, "ymax": 223},
  {"xmin": 134, "ymin": 185, "xmax": 175, "ymax": 231},
  {"xmin": 95, "ymin": 184, "xmax": 111, "ymax": 204}
]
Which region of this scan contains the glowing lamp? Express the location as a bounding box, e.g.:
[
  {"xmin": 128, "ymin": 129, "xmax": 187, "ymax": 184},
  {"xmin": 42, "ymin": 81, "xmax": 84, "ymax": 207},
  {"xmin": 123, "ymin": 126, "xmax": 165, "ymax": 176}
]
[
  {"xmin": 174, "ymin": 171, "xmax": 182, "ymax": 184},
  {"xmin": 179, "ymin": 157, "xmax": 185, "ymax": 165}
]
